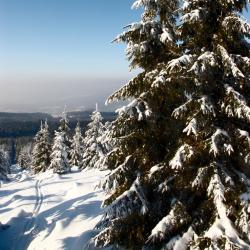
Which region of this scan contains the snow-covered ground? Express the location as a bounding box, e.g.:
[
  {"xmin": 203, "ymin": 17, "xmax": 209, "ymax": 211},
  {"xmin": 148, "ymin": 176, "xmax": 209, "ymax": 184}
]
[{"xmin": 0, "ymin": 166, "xmax": 107, "ymax": 250}]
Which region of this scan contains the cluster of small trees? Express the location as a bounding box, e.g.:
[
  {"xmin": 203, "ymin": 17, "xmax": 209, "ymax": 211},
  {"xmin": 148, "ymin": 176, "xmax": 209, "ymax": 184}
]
[{"xmin": 22, "ymin": 106, "xmax": 109, "ymax": 174}]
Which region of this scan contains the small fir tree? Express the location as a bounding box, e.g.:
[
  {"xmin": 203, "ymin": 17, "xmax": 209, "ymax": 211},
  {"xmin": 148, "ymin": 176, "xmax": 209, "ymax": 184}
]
[
  {"xmin": 18, "ymin": 146, "xmax": 31, "ymax": 169},
  {"xmin": 58, "ymin": 106, "xmax": 71, "ymax": 148},
  {"xmin": 81, "ymin": 104, "xmax": 105, "ymax": 169},
  {"xmin": 31, "ymin": 121, "xmax": 51, "ymax": 173},
  {"xmin": 49, "ymin": 131, "xmax": 70, "ymax": 174},
  {"xmin": 0, "ymin": 149, "xmax": 10, "ymax": 180},
  {"xmin": 69, "ymin": 122, "xmax": 84, "ymax": 167},
  {"xmin": 95, "ymin": 121, "xmax": 116, "ymax": 170}
]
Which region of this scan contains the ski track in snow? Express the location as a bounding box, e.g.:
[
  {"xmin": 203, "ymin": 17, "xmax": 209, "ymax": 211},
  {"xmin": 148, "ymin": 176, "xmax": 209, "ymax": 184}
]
[
  {"xmin": 34, "ymin": 179, "xmax": 43, "ymax": 216},
  {"xmin": 0, "ymin": 166, "xmax": 107, "ymax": 250},
  {"xmin": 17, "ymin": 178, "xmax": 45, "ymax": 250}
]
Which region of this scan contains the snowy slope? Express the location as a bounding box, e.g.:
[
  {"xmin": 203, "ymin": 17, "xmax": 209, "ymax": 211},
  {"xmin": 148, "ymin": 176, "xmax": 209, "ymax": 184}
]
[{"xmin": 0, "ymin": 166, "xmax": 108, "ymax": 250}]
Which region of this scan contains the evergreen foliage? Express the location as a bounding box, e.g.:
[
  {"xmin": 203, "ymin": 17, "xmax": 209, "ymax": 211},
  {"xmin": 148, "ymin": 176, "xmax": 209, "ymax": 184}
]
[
  {"xmin": 81, "ymin": 106, "xmax": 105, "ymax": 169},
  {"xmin": 58, "ymin": 106, "xmax": 71, "ymax": 149},
  {"xmin": 95, "ymin": 121, "xmax": 115, "ymax": 170},
  {"xmin": 0, "ymin": 149, "xmax": 10, "ymax": 180},
  {"xmin": 49, "ymin": 131, "xmax": 70, "ymax": 174},
  {"xmin": 18, "ymin": 146, "xmax": 31, "ymax": 169},
  {"xmin": 69, "ymin": 122, "xmax": 84, "ymax": 167},
  {"xmin": 31, "ymin": 121, "xmax": 51, "ymax": 173},
  {"xmin": 94, "ymin": 0, "xmax": 250, "ymax": 249}
]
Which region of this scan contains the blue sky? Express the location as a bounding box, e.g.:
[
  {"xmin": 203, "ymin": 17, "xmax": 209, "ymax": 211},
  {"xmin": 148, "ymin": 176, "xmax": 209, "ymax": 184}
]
[
  {"xmin": 0, "ymin": 1, "xmax": 249, "ymax": 113},
  {"xmin": 0, "ymin": 0, "xmax": 138, "ymax": 76}
]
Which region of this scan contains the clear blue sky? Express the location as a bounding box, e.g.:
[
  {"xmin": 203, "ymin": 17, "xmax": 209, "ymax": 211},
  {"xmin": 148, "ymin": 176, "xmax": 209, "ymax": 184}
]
[
  {"xmin": 0, "ymin": 0, "xmax": 138, "ymax": 76},
  {"xmin": 0, "ymin": 1, "xmax": 249, "ymax": 113}
]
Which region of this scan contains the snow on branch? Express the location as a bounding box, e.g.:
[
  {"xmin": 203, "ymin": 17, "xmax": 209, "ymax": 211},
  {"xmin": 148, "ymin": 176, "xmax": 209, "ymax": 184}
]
[
  {"xmin": 206, "ymin": 164, "xmax": 249, "ymax": 248},
  {"xmin": 148, "ymin": 164, "xmax": 165, "ymax": 178},
  {"xmin": 182, "ymin": 0, "xmax": 190, "ymax": 11},
  {"xmin": 183, "ymin": 118, "xmax": 198, "ymax": 136},
  {"xmin": 209, "ymin": 129, "xmax": 233, "ymax": 156},
  {"xmin": 236, "ymin": 206, "xmax": 250, "ymax": 242},
  {"xmin": 236, "ymin": 129, "xmax": 250, "ymax": 166},
  {"xmin": 169, "ymin": 144, "xmax": 194, "ymax": 170},
  {"xmin": 192, "ymin": 166, "xmax": 209, "ymax": 189},
  {"xmin": 189, "ymin": 51, "xmax": 217, "ymax": 75},
  {"xmin": 167, "ymin": 55, "xmax": 194, "ymax": 74},
  {"xmin": 218, "ymin": 45, "xmax": 245, "ymax": 80},
  {"xmin": 101, "ymin": 156, "xmax": 133, "ymax": 193},
  {"xmin": 236, "ymin": 171, "xmax": 250, "ymax": 241},
  {"xmin": 132, "ymin": 0, "xmax": 144, "ymax": 9},
  {"xmin": 172, "ymin": 98, "xmax": 193, "ymax": 119},
  {"xmin": 132, "ymin": 0, "xmax": 179, "ymax": 18},
  {"xmin": 172, "ymin": 227, "xmax": 196, "ymax": 250},
  {"xmin": 198, "ymin": 96, "xmax": 215, "ymax": 116},
  {"xmin": 208, "ymin": 128, "xmax": 234, "ymax": 156},
  {"xmin": 106, "ymin": 177, "xmax": 149, "ymax": 219},
  {"xmin": 173, "ymin": 94, "xmax": 215, "ymax": 121},
  {"xmin": 181, "ymin": 8, "xmax": 206, "ymax": 24},
  {"xmin": 147, "ymin": 201, "xmax": 190, "ymax": 244},
  {"xmin": 115, "ymin": 98, "xmax": 152, "ymax": 121},
  {"xmin": 238, "ymin": 129, "xmax": 250, "ymax": 146},
  {"xmin": 222, "ymin": 85, "xmax": 250, "ymax": 123},
  {"xmin": 231, "ymin": 54, "xmax": 250, "ymax": 69},
  {"xmin": 220, "ymin": 166, "xmax": 235, "ymax": 187},
  {"xmin": 222, "ymin": 15, "xmax": 250, "ymax": 38},
  {"xmin": 160, "ymin": 26, "xmax": 174, "ymax": 44}
]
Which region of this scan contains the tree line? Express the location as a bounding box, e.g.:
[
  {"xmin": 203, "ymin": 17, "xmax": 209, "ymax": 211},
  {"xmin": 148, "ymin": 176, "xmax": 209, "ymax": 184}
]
[{"xmin": 17, "ymin": 106, "xmax": 111, "ymax": 174}]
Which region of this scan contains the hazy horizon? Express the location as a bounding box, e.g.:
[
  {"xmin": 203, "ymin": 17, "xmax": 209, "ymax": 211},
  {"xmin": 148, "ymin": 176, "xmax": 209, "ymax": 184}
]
[{"xmin": 0, "ymin": 73, "xmax": 132, "ymax": 114}]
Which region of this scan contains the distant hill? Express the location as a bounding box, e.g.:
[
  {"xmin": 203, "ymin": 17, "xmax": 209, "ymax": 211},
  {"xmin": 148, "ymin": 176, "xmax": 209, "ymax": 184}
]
[
  {"xmin": 0, "ymin": 112, "xmax": 54, "ymax": 122},
  {"xmin": 67, "ymin": 110, "xmax": 116, "ymax": 121},
  {"xmin": 0, "ymin": 111, "xmax": 116, "ymax": 138}
]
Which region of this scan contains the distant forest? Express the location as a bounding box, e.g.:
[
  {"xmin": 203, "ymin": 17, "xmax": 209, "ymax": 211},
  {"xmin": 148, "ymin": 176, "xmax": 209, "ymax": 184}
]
[{"xmin": 0, "ymin": 111, "xmax": 116, "ymax": 164}]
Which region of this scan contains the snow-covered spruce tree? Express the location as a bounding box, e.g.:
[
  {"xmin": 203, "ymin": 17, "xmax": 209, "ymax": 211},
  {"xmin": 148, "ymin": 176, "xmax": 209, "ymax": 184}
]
[
  {"xmin": 94, "ymin": 121, "xmax": 115, "ymax": 170},
  {"xmin": 93, "ymin": 0, "xmax": 250, "ymax": 249},
  {"xmin": 58, "ymin": 106, "xmax": 71, "ymax": 149},
  {"xmin": 0, "ymin": 149, "xmax": 10, "ymax": 180},
  {"xmin": 18, "ymin": 146, "xmax": 32, "ymax": 169},
  {"xmin": 49, "ymin": 131, "xmax": 70, "ymax": 174},
  {"xmin": 93, "ymin": 0, "xmax": 185, "ymax": 248},
  {"xmin": 69, "ymin": 122, "xmax": 84, "ymax": 167},
  {"xmin": 81, "ymin": 105, "xmax": 105, "ymax": 169},
  {"xmin": 163, "ymin": 0, "xmax": 250, "ymax": 248},
  {"xmin": 31, "ymin": 121, "xmax": 51, "ymax": 173}
]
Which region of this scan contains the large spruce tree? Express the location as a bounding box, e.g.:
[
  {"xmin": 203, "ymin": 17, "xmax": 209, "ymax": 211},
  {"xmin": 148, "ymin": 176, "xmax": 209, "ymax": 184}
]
[
  {"xmin": 94, "ymin": 0, "xmax": 181, "ymax": 248},
  {"xmin": 94, "ymin": 0, "xmax": 250, "ymax": 249}
]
